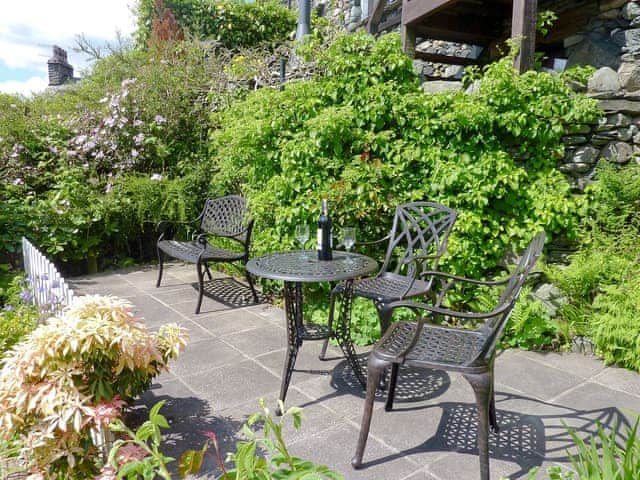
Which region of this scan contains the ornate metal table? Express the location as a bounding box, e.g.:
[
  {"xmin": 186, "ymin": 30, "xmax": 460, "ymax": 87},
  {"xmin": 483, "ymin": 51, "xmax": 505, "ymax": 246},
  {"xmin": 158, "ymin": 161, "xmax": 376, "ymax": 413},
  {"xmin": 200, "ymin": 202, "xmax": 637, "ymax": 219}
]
[{"xmin": 247, "ymin": 250, "xmax": 378, "ymax": 412}]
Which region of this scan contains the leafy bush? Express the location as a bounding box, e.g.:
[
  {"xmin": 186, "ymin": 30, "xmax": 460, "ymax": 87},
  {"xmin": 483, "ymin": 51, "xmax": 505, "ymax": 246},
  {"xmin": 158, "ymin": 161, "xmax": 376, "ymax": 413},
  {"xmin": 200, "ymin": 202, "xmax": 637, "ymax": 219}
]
[
  {"xmin": 0, "ymin": 295, "xmax": 187, "ymax": 478},
  {"xmin": 135, "ymin": 0, "xmax": 296, "ymax": 49},
  {"xmin": 103, "ymin": 399, "xmax": 343, "ymax": 479},
  {"xmin": 0, "ymin": 275, "xmax": 38, "ymax": 357},
  {"xmin": 549, "ymin": 162, "xmax": 640, "ymax": 369},
  {"xmin": 209, "ymin": 33, "xmax": 599, "ymax": 278}
]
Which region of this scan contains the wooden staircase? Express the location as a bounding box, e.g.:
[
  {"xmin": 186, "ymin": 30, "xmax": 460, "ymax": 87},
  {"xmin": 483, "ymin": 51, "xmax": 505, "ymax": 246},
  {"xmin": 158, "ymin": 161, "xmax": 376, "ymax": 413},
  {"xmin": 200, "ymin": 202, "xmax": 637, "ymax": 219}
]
[{"xmin": 367, "ymin": 0, "xmax": 539, "ymax": 72}]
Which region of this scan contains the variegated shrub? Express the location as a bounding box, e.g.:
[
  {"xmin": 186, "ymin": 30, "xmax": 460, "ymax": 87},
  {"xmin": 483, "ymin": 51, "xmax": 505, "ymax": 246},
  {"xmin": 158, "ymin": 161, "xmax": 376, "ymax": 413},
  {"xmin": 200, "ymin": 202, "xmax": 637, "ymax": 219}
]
[{"xmin": 0, "ymin": 295, "xmax": 188, "ymax": 478}]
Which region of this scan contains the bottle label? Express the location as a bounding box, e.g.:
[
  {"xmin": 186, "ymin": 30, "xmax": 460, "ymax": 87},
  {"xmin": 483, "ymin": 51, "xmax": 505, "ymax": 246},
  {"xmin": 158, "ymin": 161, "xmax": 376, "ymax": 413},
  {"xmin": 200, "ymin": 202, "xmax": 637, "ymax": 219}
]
[{"xmin": 317, "ymin": 229, "xmax": 322, "ymax": 250}]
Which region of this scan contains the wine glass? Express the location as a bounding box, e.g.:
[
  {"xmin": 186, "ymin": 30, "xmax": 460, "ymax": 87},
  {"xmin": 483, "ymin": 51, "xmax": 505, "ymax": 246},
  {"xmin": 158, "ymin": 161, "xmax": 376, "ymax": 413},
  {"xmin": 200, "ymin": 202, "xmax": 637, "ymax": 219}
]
[
  {"xmin": 342, "ymin": 227, "xmax": 356, "ymax": 262},
  {"xmin": 295, "ymin": 224, "xmax": 310, "ymax": 259}
]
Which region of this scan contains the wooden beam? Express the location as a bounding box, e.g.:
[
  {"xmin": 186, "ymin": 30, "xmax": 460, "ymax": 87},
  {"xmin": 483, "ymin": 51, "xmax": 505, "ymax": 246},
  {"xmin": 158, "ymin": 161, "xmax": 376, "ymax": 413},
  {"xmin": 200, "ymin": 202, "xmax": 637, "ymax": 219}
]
[
  {"xmin": 367, "ymin": 0, "xmax": 389, "ymax": 34},
  {"xmin": 512, "ymin": 0, "xmax": 538, "ymax": 72},
  {"xmin": 402, "ymin": 0, "xmax": 460, "ymax": 26},
  {"xmin": 377, "ymin": 11, "xmax": 402, "ymax": 32},
  {"xmin": 402, "ymin": 23, "xmax": 417, "ymax": 56},
  {"xmin": 414, "ymin": 51, "xmax": 480, "ymax": 65}
]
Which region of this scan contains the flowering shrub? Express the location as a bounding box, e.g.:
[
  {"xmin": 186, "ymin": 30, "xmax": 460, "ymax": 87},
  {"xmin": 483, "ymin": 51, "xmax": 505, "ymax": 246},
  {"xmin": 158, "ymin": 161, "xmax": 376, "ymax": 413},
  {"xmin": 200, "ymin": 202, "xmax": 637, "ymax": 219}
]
[
  {"xmin": 0, "ymin": 295, "xmax": 188, "ymax": 478},
  {"xmin": 0, "ymin": 274, "xmax": 38, "ymax": 356}
]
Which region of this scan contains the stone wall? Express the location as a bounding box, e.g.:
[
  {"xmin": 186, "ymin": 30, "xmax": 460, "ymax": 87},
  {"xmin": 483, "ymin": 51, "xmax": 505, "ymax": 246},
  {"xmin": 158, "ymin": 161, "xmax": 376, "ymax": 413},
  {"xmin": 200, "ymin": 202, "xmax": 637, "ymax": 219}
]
[{"xmin": 560, "ymin": 1, "xmax": 640, "ymax": 191}]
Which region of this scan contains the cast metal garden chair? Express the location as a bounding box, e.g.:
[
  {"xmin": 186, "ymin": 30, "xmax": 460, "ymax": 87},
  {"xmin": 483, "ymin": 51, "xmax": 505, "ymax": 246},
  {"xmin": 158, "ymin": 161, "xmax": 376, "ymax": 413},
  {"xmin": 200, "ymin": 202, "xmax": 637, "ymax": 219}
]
[
  {"xmin": 156, "ymin": 195, "xmax": 258, "ymax": 313},
  {"xmin": 320, "ymin": 201, "xmax": 458, "ymax": 360},
  {"xmin": 351, "ymin": 232, "xmax": 546, "ymax": 480}
]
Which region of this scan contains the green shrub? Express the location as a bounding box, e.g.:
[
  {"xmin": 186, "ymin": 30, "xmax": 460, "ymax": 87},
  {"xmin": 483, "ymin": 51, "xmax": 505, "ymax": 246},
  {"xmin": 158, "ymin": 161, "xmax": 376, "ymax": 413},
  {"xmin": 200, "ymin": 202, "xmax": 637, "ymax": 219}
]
[
  {"xmin": 135, "ymin": 0, "xmax": 296, "ymax": 49},
  {"xmin": 0, "ymin": 275, "xmax": 38, "ymax": 357},
  {"xmin": 205, "ymin": 32, "xmax": 599, "ymax": 344}
]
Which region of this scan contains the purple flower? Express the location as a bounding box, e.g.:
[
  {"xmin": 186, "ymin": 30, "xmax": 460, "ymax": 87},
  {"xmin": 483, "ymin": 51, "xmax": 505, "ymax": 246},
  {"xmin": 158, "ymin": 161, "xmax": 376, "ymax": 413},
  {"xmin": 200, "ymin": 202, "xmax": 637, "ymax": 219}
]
[
  {"xmin": 130, "ymin": 149, "xmax": 139, "ymax": 158},
  {"xmin": 133, "ymin": 133, "xmax": 145, "ymax": 145},
  {"xmin": 154, "ymin": 115, "xmax": 166, "ymax": 125},
  {"xmin": 95, "ymin": 151, "xmax": 105, "ymax": 160},
  {"xmin": 19, "ymin": 290, "xmax": 32, "ymax": 302},
  {"xmin": 133, "ymin": 119, "xmax": 143, "ymax": 127},
  {"xmin": 12, "ymin": 178, "xmax": 24, "ymax": 186},
  {"xmin": 48, "ymin": 146, "xmax": 59, "ymax": 154},
  {"xmin": 2, "ymin": 305, "xmax": 15, "ymax": 312}
]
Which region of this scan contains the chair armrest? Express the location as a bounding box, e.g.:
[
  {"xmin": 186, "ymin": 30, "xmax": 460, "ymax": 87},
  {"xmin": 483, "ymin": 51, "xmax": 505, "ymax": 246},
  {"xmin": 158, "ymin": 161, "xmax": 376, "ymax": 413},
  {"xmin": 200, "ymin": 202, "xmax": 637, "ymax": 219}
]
[
  {"xmin": 355, "ymin": 234, "xmax": 391, "ymax": 247},
  {"xmin": 421, "ymin": 270, "xmax": 510, "ymax": 287},
  {"xmin": 382, "ymin": 299, "xmax": 512, "ymax": 322}
]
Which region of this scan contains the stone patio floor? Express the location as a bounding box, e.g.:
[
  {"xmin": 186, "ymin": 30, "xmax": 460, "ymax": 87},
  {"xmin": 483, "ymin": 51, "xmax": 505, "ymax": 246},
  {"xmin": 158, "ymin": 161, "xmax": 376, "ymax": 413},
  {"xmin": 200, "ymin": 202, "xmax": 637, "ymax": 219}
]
[{"xmin": 70, "ymin": 262, "xmax": 640, "ymax": 480}]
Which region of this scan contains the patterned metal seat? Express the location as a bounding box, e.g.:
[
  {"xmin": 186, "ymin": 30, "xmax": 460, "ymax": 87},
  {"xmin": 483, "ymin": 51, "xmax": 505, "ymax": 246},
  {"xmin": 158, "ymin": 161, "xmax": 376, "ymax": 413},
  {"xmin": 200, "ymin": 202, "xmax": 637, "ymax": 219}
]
[
  {"xmin": 156, "ymin": 196, "xmax": 258, "ymax": 313},
  {"xmin": 320, "ymin": 201, "xmax": 457, "ymax": 360},
  {"xmin": 351, "ymin": 232, "xmax": 546, "ymax": 480}
]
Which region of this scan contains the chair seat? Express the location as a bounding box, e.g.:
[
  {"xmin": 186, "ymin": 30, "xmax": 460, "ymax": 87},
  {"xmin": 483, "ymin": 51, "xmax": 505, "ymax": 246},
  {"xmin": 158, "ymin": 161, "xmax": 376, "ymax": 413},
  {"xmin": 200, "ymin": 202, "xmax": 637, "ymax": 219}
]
[
  {"xmin": 157, "ymin": 240, "xmax": 245, "ymax": 264},
  {"xmin": 375, "ymin": 321, "xmax": 485, "ymax": 368},
  {"xmin": 351, "ymin": 272, "xmax": 431, "ymax": 301}
]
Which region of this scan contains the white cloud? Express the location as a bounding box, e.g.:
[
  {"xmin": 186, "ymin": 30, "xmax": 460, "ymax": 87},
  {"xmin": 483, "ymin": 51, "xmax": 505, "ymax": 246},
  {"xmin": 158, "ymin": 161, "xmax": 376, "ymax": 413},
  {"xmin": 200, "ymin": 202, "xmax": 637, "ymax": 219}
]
[
  {"xmin": 0, "ymin": 76, "xmax": 48, "ymax": 96},
  {"xmin": 0, "ymin": 1, "xmax": 136, "ymax": 77}
]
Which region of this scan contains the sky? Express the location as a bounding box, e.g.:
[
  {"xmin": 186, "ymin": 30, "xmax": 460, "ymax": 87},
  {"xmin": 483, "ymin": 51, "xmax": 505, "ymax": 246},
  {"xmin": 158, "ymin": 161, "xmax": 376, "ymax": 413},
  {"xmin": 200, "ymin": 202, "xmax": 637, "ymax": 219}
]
[{"xmin": 0, "ymin": 1, "xmax": 137, "ymax": 96}]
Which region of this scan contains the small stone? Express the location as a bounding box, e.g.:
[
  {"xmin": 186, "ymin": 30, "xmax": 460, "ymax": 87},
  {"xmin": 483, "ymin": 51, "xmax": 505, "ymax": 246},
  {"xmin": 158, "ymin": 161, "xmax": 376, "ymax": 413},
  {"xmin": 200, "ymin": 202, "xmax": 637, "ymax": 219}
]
[
  {"xmin": 465, "ymin": 80, "xmax": 481, "ymax": 95},
  {"xmin": 612, "ymin": 28, "xmax": 640, "ymax": 49},
  {"xmin": 618, "ymin": 125, "xmax": 636, "ymax": 140},
  {"xmin": 588, "ymin": 66, "xmax": 621, "ymax": 92},
  {"xmin": 608, "ymin": 112, "xmax": 631, "ymax": 127},
  {"xmin": 618, "ymin": 62, "xmax": 640, "ymax": 90},
  {"xmin": 600, "ymin": 8, "xmax": 621, "ymax": 20},
  {"xmin": 563, "ymin": 135, "xmax": 588, "ymax": 145},
  {"xmin": 567, "ymin": 124, "xmax": 592, "ymax": 134},
  {"xmin": 572, "ymin": 145, "xmax": 600, "ymax": 164},
  {"xmin": 564, "ymin": 34, "xmax": 585, "ymax": 48},
  {"xmin": 633, "ymin": 131, "xmax": 640, "ymax": 143},
  {"xmin": 592, "ymin": 134, "xmax": 613, "ymax": 145},
  {"xmin": 601, "ymin": 0, "xmax": 630, "ymax": 12},
  {"xmin": 632, "ymin": 16, "xmax": 640, "ymax": 27},
  {"xmin": 601, "ymin": 141, "xmax": 634, "ymax": 163},
  {"xmin": 599, "ymin": 98, "xmax": 640, "ymax": 113},
  {"xmin": 559, "ymin": 162, "xmax": 593, "ymax": 175},
  {"xmin": 622, "ymin": 1, "xmax": 640, "ymax": 20},
  {"xmin": 421, "ymin": 80, "xmax": 463, "ymax": 94}
]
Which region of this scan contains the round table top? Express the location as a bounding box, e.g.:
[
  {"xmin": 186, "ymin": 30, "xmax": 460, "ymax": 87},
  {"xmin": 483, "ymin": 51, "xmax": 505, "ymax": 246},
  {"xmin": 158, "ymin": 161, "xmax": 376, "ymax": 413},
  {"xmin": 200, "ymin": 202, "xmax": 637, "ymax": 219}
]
[{"xmin": 247, "ymin": 250, "xmax": 378, "ymax": 283}]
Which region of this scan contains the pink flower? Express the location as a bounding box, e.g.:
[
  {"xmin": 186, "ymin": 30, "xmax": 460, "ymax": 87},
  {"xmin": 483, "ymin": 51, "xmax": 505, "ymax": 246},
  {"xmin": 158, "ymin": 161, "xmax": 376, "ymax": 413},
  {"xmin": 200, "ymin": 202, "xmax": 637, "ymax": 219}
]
[
  {"xmin": 116, "ymin": 443, "xmax": 148, "ymax": 466},
  {"xmin": 93, "ymin": 395, "xmax": 126, "ymax": 426},
  {"xmin": 94, "ymin": 465, "xmax": 117, "ymax": 480}
]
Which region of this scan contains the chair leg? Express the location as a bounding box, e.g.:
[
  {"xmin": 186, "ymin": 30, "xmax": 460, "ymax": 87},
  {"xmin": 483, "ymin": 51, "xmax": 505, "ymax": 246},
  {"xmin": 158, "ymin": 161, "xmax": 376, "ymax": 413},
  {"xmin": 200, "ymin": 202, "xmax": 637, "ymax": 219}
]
[
  {"xmin": 377, "ymin": 301, "xmax": 393, "ymax": 337},
  {"xmin": 277, "ymin": 344, "xmax": 299, "ymax": 416},
  {"xmin": 195, "ymin": 262, "xmax": 205, "ymax": 314},
  {"xmin": 352, "ymin": 355, "xmax": 388, "ymax": 469},
  {"xmin": 245, "ymin": 268, "xmax": 259, "ymax": 303},
  {"xmin": 156, "ymin": 248, "xmax": 164, "ymax": 288},
  {"xmin": 319, "ymin": 288, "xmax": 339, "ymax": 361},
  {"xmin": 464, "ymin": 372, "xmax": 492, "ymax": 480},
  {"xmin": 385, "ymin": 363, "xmax": 400, "ymax": 412},
  {"xmin": 488, "ymin": 367, "xmax": 499, "ymax": 433},
  {"xmin": 204, "ymin": 263, "xmax": 213, "ymax": 281}
]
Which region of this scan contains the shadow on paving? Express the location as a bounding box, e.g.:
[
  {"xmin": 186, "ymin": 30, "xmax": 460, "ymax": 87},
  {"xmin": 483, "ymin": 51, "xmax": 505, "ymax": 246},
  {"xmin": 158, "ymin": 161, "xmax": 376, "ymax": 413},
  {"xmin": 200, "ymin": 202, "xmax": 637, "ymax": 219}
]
[
  {"xmin": 298, "ymin": 356, "xmax": 633, "ymax": 479},
  {"xmin": 128, "ymin": 385, "xmax": 246, "ymax": 477},
  {"xmin": 195, "ymin": 277, "xmax": 263, "ymax": 309}
]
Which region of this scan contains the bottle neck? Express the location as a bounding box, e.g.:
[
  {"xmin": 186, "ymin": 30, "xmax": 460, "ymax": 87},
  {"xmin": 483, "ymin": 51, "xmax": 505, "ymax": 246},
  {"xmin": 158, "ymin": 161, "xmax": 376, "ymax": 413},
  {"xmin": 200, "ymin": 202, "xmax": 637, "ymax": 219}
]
[{"xmin": 321, "ymin": 199, "xmax": 328, "ymax": 215}]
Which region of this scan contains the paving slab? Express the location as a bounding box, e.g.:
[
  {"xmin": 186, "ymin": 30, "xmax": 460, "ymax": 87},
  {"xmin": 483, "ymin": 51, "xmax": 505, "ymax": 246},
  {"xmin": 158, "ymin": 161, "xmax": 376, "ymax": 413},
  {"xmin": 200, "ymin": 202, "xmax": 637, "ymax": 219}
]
[{"xmin": 69, "ymin": 263, "xmax": 640, "ymax": 480}]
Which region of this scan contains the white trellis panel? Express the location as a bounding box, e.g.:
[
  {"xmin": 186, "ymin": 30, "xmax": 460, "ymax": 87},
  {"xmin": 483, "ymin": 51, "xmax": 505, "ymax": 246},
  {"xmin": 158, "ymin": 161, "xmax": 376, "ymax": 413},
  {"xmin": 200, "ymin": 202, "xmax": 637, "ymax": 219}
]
[{"xmin": 21, "ymin": 237, "xmax": 74, "ymax": 319}]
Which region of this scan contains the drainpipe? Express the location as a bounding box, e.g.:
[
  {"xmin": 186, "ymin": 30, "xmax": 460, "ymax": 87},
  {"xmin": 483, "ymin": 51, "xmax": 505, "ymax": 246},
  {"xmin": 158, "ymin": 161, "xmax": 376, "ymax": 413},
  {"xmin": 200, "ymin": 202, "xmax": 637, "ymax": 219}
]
[{"xmin": 296, "ymin": 0, "xmax": 311, "ymax": 40}]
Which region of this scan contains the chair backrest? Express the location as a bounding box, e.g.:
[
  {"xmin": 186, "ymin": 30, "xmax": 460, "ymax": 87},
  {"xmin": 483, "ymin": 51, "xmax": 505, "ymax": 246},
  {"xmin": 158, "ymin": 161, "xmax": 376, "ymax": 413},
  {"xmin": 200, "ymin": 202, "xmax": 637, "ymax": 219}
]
[
  {"xmin": 476, "ymin": 232, "xmax": 546, "ymax": 363},
  {"xmin": 379, "ymin": 202, "xmax": 458, "ymax": 279},
  {"xmin": 200, "ymin": 195, "xmax": 252, "ymax": 244}
]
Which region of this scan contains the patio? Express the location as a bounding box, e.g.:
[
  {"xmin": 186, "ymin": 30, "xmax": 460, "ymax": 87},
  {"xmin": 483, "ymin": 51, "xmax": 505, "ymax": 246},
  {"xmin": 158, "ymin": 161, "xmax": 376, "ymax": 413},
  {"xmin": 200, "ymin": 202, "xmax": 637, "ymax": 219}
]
[{"xmin": 70, "ymin": 262, "xmax": 640, "ymax": 480}]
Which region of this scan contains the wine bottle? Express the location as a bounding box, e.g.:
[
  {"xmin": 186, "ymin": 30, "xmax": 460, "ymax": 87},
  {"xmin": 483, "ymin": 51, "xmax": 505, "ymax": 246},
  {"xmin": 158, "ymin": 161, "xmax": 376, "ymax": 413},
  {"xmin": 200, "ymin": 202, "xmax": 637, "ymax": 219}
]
[{"xmin": 317, "ymin": 198, "xmax": 333, "ymax": 261}]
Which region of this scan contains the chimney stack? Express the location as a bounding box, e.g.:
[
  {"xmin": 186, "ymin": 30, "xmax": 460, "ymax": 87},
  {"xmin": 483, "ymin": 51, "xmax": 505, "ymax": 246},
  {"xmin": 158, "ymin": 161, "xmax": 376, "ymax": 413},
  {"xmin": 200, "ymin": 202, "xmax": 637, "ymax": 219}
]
[{"xmin": 47, "ymin": 45, "xmax": 74, "ymax": 86}]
